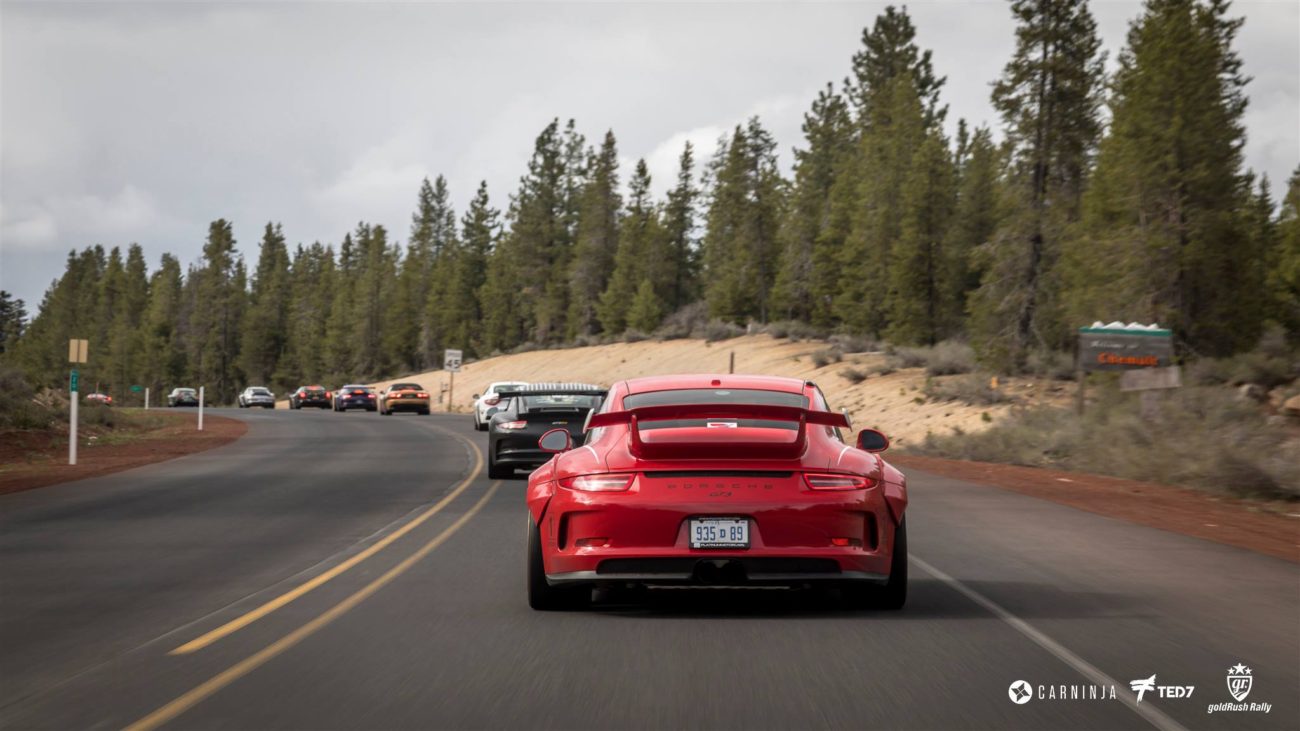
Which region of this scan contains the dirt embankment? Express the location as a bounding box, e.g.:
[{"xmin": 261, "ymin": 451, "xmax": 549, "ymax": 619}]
[
  {"xmin": 0, "ymin": 411, "xmax": 247, "ymax": 495},
  {"xmin": 370, "ymin": 335, "xmax": 1064, "ymax": 445}
]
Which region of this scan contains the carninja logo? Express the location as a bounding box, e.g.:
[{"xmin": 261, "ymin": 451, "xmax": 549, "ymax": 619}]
[{"xmin": 1008, "ymin": 680, "xmax": 1032, "ymax": 705}]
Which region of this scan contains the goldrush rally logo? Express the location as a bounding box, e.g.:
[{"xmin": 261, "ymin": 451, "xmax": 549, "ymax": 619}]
[{"xmin": 1207, "ymin": 663, "xmax": 1271, "ymax": 714}]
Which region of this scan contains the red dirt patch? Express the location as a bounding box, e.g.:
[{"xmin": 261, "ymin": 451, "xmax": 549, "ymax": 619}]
[
  {"xmin": 891, "ymin": 454, "xmax": 1300, "ymax": 564},
  {"xmin": 0, "ymin": 412, "xmax": 247, "ymax": 495}
]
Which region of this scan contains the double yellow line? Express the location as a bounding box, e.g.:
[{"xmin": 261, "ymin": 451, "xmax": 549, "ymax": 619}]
[{"xmin": 131, "ymin": 430, "xmax": 496, "ymax": 731}]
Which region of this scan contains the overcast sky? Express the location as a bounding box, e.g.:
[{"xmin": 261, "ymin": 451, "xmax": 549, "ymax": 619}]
[{"xmin": 2, "ymin": 1, "xmax": 1297, "ymax": 312}]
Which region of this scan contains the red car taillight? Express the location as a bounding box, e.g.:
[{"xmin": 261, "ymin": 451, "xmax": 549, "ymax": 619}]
[
  {"xmin": 483, "ymin": 395, "xmax": 500, "ymax": 406},
  {"xmin": 416, "ymin": 392, "xmax": 429, "ymax": 398},
  {"xmin": 325, "ymin": 391, "xmax": 332, "ymax": 398},
  {"xmin": 560, "ymin": 474, "xmax": 635, "ymax": 492},
  {"xmin": 497, "ymin": 420, "xmax": 528, "ymax": 430},
  {"xmin": 803, "ymin": 473, "xmax": 873, "ymax": 491}
]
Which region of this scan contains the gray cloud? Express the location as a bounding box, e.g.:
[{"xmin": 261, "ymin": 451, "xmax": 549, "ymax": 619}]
[{"xmin": 2, "ymin": 1, "xmax": 1296, "ymax": 310}]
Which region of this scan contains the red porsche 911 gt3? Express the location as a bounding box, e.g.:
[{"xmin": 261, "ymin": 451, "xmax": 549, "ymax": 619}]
[{"xmin": 524, "ymin": 374, "xmax": 908, "ymax": 610}]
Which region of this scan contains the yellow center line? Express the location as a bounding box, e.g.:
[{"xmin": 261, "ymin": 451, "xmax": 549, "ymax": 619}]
[
  {"xmin": 170, "ymin": 429, "xmax": 483, "ymax": 655},
  {"xmin": 128, "ymin": 479, "xmax": 503, "ymax": 731}
]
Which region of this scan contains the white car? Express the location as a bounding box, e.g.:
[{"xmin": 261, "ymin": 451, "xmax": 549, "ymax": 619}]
[
  {"xmin": 472, "ymin": 381, "xmax": 528, "ymax": 431},
  {"xmin": 238, "ymin": 386, "xmax": 276, "ymax": 409}
]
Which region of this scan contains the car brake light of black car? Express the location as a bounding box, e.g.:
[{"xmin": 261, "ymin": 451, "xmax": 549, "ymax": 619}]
[
  {"xmin": 366, "ymin": 393, "xmax": 375, "ymax": 399},
  {"xmin": 559, "ymin": 474, "xmax": 635, "ymax": 492},
  {"xmin": 325, "ymin": 391, "xmax": 332, "ymax": 398},
  {"xmin": 497, "ymin": 420, "xmax": 527, "ymax": 430},
  {"xmin": 803, "ymin": 473, "xmax": 874, "ymax": 491}
]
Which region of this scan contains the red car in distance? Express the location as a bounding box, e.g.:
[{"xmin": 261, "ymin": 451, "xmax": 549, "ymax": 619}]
[{"xmin": 525, "ymin": 374, "xmax": 908, "ymax": 611}]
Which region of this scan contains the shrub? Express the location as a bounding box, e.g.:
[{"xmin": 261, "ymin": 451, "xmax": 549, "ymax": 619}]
[
  {"xmin": 621, "ymin": 329, "xmax": 650, "ymax": 343},
  {"xmin": 656, "ymin": 302, "xmax": 709, "ymax": 340},
  {"xmin": 0, "ymin": 366, "xmax": 54, "ymax": 429},
  {"xmin": 1026, "ymin": 349, "xmax": 1077, "ymax": 381},
  {"xmin": 914, "ymin": 385, "xmax": 1300, "ymax": 500},
  {"xmin": 811, "ymin": 347, "xmax": 843, "ymax": 368},
  {"xmin": 922, "ymin": 374, "xmax": 1012, "ymax": 406},
  {"xmin": 830, "ymin": 333, "xmax": 880, "ymax": 354},
  {"xmin": 884, "ymin": 340, "xmax": 976, "ymax": 375},
  {"xmin": 762, "ymin": 320, "xmax": 826, "ymax": 341},
  {"xmin": 840, "ymin": 367, "xmax": 869, "ymax": 384},
  {"xmin": 693, "ymin": 319, "xmax": 744, "ymax": 343}
]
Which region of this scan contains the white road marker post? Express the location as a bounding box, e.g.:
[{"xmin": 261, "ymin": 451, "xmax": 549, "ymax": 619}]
[
  {"xmin": 69, "ymin": 378, "xmax": 78, "ymax": 466},
  {"xmin": 198, "ymin": 386, "xmax": 205, "ymax": 431},
  {"xmin": 145, "ymin": 387, "xmax": 150, "ymax": 410},
  {"xmin": 67, "ymin": 339, "xmax": 88, "ymax": 466}
]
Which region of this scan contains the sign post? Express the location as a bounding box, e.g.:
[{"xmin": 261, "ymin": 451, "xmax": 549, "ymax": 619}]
[
  {"xmin": 198, "ymin": 386, "xmax": 205, "ymax": 431},
  {"xmin": 443, "ymin": 349, "xmax": 463, "ymax": 413},
  {"xmin": 144, "ymin": 387, "xmax": 150, "ymax": 410},
  {"xmin": 67, "ymin": 339, "xmax": 88, "ymax": 466}
]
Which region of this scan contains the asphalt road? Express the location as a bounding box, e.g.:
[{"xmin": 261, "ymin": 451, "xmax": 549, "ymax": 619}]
[{"xmin": 0, "ymin": 409, "xmax": 1295, "ymax": 730}]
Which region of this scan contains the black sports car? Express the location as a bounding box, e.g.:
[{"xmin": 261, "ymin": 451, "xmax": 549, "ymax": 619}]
[
  {"xmin": 290, "ymin": 385, "xmax": 332, "ymax": 409},
  {"xmin": 487, "ymin": 383, "xmax": 606, "ymax": 479}
]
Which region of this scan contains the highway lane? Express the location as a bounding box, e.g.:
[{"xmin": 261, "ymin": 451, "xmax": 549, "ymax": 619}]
[{"xmin": 1, "ymin": 410, "xmax": 1296, "ymax": 730}]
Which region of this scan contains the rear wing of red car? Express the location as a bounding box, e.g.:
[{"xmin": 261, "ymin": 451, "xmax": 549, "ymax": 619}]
[{"xmin": 586, "ymin": 404, "xmax": 850, "ymax": 459}]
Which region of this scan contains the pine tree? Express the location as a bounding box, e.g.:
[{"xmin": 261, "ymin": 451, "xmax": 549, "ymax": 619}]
[
  {"xmin": 701, "ymin": 118, "xmax": 786, "ymax": 323},
  {"xmin": 600, "ymin": 160, "xmax": 661, "ymax": 333},
  {"xmin": 662, "ymin": 142, "xmax": 700, "ymax": 313},
  {"xmin": 280, "ymin": 243, "xmax": 335, "ymax": 386},
  {"xmin": 627, "ymin": 278, "xmax": 665, "ymax": 333},
  {"xmin": 0, "ymin": 291, "xmax": 27, "ymax": 357},
  {"xmin": 1065, "ymin": 0, "xmax": 1260, "ymax": 356},
  {"xmin": 946, "ymin": 126, "xmax": 1003, "ymax": 318},
  {"xmin": 849, "ymin": 5, "xmax": 946, "ymax": 126},
  {"xmin": 412, "ymin": 176, "xmax": 459, "ymax": 368},
  {"xmin": 141, "ymin": 253, "xmax": 186, "ymax": 394},
  {"xmin": 835, "ymin": 73, "xmax": 928, "ymax": 334},
  {"xmin": 351, "ymin": 223, "xmax": 398, "ymax": 377},
  {"xmin": 239, "ymin": 223, "xmax": 291, "ymax": 386},
  {"xmin": 568, "ymin": 131, "xmax": 622, "ymax": 337},
  {"xmin": 885, "ymin": 134, "xmax": 957, "ymax": 344},
  {"xmin": 323, "ymin": 234, "xmax": 357, "ymax": 380},
  {"xmin": 970, "ymin": 0, "xmax": 1105, "ymax": 369},
  {"xmin": 189, "ymin": 220, "xmax": 247, "ymax": 402},
  {"xmin": 1270, "ymin": 167, "xmax": 1300, "ymax": 338},
  {"xmin": 447, "ymin": 182, "xmax": 500, "ymax": 355},
  {"xmin": 773, "ymin": 84, "xmax": 855, "ymax": 323}
]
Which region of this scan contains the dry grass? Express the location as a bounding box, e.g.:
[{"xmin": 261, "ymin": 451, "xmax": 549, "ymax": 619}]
[{"xmin": 913, "ymin": 385, "xmax": 1300, "ymax": 500}]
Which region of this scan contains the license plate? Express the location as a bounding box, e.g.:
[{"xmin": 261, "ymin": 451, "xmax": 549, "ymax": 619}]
[{"xmin": 689, "ymin": 518, "xmax": 749, "ymax": 549}]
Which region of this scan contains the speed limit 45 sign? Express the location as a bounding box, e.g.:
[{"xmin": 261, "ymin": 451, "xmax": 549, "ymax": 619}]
[{"xmin": 443, "ymin": 349, "xmax": 463, "ymax": 373}]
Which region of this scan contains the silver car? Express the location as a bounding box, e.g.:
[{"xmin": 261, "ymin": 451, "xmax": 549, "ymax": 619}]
[{"xmin": 238, "ymin": 386, "xmax": 276, "ymax": 409}]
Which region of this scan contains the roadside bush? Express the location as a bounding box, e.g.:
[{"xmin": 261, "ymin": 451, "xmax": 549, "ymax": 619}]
[
  {"xmin": 1026, "ymin": 348, "xmax": 1076, "ymax": 381},
  {"xmin": 922, "ymin": 374, "xmax": 1012, "ymax": 406},
  {"xmin": 693, "ymin": 319, "xmax": 744, "ymax": 343},
  {"xmin": 840, "ymin": 367, "xmax": 869, "ymax": 384},
  {"xmin": 1188, "ymin": 325, "xmax": 1299, "ymax": 388},
  {"xmin": 0, "ymin": 366, "xmax": 54, "ymax": 429},
  {"xmin": 656, "ymin": 302, "xmax": 709, "ymax": 340},
  {"xmin": 829, "ymin": 334, "xmax": 880, "ymax": 354},
  {"xmin": 914, "ymin": 385, "xmax": 1300, "ymax": 500},
  {"xmin": 885, "ymin": 340, "xmax": 976, "ymax": 375},
  {"xmin": 762, "ymin": 320, "xmax": 827, "ymax": 341},
  {"xmin": 80, "ymin": 403, "xmax": 117, "ymax": 427},
  {"xmin": 811, "ymin": 347, "xmax": 843, "ymax": 368},
  {"xmin": 621, "ymin": 329, "xmax": 650, "ymax": 343}
]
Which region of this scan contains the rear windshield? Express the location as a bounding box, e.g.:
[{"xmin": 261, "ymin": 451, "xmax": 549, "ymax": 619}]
[
  {"xmin": 341, "ymin": 385, "xmax": 371, "ymax": 392},
  {"xmin": 623, "ymin": 389, "xmax": 808, "ymax": 409},
  {"xmin": 391, "ymin": 383, "xmax": 423, "ymax": 390},
  {"xmin": 250, "ymin": 388, "xmax": 271, "ymax": 395},
  {"xmin": 520, "ymin": 394, "xmax": 603, "ymax": 412},
  {"xmin": 177, "ymin": 389, "xmax": 196, "ymax": 395}
]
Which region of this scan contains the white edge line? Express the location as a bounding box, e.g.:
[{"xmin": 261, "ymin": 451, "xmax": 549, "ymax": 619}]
[{"xmin": 912, "ymin": 555, "xmax": 1188, "ymax": 731}]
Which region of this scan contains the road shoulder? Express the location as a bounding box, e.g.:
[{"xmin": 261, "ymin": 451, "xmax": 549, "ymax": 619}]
[
  {"xmin": 891, "ymin": 453, "xmax": 1299, "ymax": 563},
  {"xmin": 0, "ymin": 412, "xmax": 247, "ymax": 496}
]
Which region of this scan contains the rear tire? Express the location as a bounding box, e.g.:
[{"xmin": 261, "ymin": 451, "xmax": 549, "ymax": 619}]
[
  {"xmin": 843, "ymin": 517, "xmax": 907, "ymax": 610},
  {"xmin": 488, "ymin": 455, "xmax": 512, "ymax": 480},
  {"xmin": 528, "ymin": 519, "xmax": 587, "ymax": 610}
]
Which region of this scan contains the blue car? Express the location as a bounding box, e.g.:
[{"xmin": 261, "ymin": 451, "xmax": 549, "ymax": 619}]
[{"xmin": 333, "ymin": 384, "xmax": 377, "ymax": 412}]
